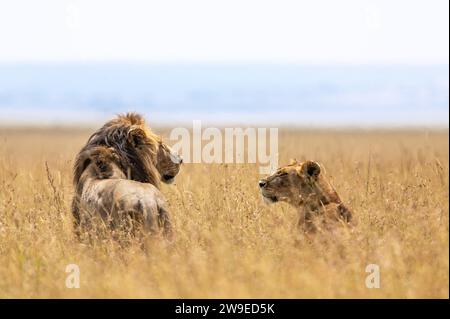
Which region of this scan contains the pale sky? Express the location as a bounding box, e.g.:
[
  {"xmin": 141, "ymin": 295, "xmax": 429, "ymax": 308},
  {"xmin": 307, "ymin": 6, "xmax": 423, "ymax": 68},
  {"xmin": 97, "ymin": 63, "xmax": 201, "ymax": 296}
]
[{"xmin": 0, "ymin": 0, "xmax": 448, "ymax": 64}]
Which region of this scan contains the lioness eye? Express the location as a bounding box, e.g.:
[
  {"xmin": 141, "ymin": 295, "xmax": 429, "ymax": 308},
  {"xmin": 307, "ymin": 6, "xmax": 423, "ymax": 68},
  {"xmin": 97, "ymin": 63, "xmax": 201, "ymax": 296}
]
[{"xmin": 278, "ymin": 172, "xmax": 288, "ymax": 177}]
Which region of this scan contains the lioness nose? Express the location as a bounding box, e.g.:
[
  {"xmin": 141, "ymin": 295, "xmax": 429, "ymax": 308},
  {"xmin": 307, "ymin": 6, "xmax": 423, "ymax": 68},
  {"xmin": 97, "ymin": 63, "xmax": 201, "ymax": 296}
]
[{"xmin": 259, "ymin": 180, "xmax": 267, "ymax": 188}]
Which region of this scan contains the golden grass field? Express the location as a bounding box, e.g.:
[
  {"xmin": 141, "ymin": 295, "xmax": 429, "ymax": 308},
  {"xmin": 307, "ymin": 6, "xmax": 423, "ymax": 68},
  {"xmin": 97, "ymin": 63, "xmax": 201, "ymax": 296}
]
[{"xmin": 0, "ymin": 127, "xmax": 448, "ymax": 298}]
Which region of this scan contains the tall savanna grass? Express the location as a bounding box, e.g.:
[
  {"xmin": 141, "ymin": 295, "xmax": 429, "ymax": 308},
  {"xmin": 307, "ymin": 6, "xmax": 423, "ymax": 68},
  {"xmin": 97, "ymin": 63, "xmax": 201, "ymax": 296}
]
[{"xmin": 0, "ymin": 128, "xmax": 448, "ymax": 298}]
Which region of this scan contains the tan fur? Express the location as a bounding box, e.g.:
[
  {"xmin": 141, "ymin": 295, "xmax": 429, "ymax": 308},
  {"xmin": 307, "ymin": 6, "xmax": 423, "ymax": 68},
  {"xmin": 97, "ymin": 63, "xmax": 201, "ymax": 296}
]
[
  {"xmin": 157, "ymin": 141, "xmax": 182, "ymax": 184},
  {"xmin": 72, "ymin": 146, "xmax": 172, "ymax": 238},
  {"xmin": 259, "ymin": 160, "xmax": 354, "ymax": 234},
  {"xmin": 72, "ymin": 113, "xmax": 181, "ymax": 239}
]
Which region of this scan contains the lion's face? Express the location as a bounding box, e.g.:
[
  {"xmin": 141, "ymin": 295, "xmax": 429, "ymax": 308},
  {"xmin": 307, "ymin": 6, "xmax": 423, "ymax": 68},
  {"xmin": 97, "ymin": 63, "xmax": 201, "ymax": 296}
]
[
  {"xmin": 75, "ymin": 113, "xmax": 184, "ymax": 189},
  {"xmin": 156, "ymin": 142, "xmax": 182, "ymax": 184},
  {"xmin": 259, "ymin": 160, "xmax": 324, "ymax": 205}
]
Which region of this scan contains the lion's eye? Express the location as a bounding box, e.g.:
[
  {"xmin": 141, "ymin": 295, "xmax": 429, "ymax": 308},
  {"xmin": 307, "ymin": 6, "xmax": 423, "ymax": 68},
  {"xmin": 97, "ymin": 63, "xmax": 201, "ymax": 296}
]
[{"xmin": 278, "ymin": 172, "xmax": 288, "ymax": 177}]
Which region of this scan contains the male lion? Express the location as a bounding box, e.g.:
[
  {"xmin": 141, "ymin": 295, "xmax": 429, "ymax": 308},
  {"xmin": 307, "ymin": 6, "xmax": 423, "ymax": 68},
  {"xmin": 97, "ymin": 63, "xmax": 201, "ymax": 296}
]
[
  {"xmin": 72, "ymin": 113, "xmax": 182, "ymax": 239},
  {"xmin": 259, "ymin": 160, "xmax": 353, "ymax": 234},
  {"xmin": 73, "ymin": 146, "xmax": 172, "ymax": 238},
  {"xmin": 76, "ymin": 113, "xmax": 182, "ymax": 187}
]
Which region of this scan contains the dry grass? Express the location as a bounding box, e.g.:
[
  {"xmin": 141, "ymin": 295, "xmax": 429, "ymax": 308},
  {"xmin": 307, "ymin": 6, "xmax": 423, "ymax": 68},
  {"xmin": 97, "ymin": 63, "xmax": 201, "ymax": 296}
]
[{"xmin": 0, "ymin": 127, "xmax": 448, "ymax": 298}]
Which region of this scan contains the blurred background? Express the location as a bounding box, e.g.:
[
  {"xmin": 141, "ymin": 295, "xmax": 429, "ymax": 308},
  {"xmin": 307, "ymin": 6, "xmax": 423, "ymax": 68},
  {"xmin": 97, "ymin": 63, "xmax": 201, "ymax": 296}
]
[{"xmin": 0, "ymin": 0, "xmax": 448, "ymax": 127}]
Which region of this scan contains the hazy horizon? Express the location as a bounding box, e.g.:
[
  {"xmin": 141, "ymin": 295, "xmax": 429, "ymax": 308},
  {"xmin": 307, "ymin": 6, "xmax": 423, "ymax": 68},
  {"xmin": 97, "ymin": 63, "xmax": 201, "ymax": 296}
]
[
  {"xmin": 0, "ymin": 63, "xmax": 448, "ymax": 127},
  {"xmin": 0, "ymin": 1, "xmax": 448, "ymax": 127}
]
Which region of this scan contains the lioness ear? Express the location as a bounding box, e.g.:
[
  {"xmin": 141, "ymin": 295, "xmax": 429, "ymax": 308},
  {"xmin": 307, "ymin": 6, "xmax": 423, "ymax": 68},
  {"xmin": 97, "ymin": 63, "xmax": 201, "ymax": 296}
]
[
  {"xmin": 290, "ymin": 158, "xmax": 298, "ymax": 165},
  {"xmin": 303, "ymin": 161, "xmax": 321, "ymax": 178},
  {"xmin": 128, "ymin": 127, "xmax": 147, "ymax": 147}
]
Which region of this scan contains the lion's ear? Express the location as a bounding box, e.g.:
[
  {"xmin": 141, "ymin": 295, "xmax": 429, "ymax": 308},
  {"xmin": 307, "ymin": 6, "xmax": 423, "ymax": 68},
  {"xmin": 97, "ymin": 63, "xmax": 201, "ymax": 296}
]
[
  {"xmin": 128, "ymin": 127, "xmax": 147, "ymax": 147},
  {"xmin": 73, "ymin": 153, "xmax": 92, "ymax": 186},
  {"xmin": 81, "ymin": 158, "xmax": 92, "ymax": 172},
  {"xmin": 95, "ymin": 158, "xmax": 109, "ymax": 173},
  {"xmin": 302, "ymin": 161, "xmax": 321, "ymax": 178}
]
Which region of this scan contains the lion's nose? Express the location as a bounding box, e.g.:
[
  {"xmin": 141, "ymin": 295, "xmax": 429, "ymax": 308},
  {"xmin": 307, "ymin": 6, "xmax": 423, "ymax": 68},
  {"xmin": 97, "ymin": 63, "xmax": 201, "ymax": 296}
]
[
  {"xmin": 171, "ymin": 154, "xmax": 183, "ymax": 165},
  {"xmin": 259, "ymin": 180, "xmax": 267, "ymax": 188}
]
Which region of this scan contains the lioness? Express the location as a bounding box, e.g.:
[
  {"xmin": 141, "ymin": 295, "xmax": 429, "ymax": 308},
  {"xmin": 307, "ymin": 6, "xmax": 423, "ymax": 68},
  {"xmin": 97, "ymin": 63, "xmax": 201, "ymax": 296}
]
[{"xmin": 259, "ymin": 160, "xmax": 353, "ymax": 233}]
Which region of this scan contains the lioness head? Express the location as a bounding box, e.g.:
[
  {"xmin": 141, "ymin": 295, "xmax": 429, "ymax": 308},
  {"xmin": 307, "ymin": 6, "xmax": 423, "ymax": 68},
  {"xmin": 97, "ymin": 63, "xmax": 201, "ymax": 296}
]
[{"xmin": 259, "ymin": 160, "xmax": 340, "ymax": 207}]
